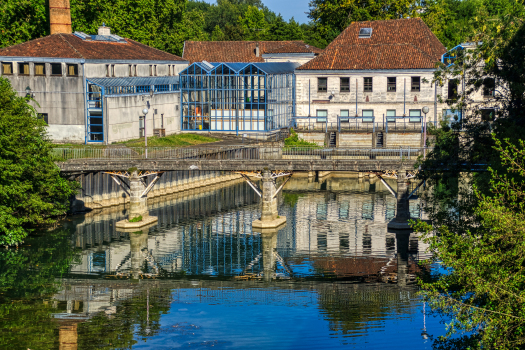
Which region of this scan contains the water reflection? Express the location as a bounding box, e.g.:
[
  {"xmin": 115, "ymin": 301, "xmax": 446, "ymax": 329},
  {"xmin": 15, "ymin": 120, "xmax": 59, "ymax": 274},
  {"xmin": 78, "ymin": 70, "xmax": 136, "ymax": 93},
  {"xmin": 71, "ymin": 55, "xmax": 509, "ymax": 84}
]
[{"xmin": 0, "ymin": 176, "xmax": 441, "ymax": 350}]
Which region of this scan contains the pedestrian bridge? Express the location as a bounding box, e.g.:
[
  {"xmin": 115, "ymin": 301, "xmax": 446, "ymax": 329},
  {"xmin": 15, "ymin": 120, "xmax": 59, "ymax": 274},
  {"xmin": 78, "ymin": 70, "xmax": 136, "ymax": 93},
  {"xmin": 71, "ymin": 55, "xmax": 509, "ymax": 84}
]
[{"xmin": 54, "ymin": 146, "xmax": 423, "ymax": 173}]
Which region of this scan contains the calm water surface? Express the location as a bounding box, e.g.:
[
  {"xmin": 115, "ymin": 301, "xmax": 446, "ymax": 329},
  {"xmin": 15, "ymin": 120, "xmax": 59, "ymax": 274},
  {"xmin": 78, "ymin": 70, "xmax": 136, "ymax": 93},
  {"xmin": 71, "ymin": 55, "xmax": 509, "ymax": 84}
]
[{"xmin": 0, "ymin": 176, "xmax": 444, "ymax": 349}]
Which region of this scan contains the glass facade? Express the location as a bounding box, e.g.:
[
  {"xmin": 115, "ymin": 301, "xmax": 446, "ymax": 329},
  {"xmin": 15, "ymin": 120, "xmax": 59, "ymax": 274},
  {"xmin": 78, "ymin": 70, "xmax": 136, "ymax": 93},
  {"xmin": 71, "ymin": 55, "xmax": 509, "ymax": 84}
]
[{"xmin": 180, "ymin": 62, "xmax": 297, "ymax": 132}]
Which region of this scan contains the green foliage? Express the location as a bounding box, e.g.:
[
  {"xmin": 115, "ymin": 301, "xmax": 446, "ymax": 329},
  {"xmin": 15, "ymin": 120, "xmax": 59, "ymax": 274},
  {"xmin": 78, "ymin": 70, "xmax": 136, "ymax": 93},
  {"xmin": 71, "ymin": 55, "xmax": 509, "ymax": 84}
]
[
  {"xmin": 129, "ymin": 215, "xmax": 143, "ymax": 222},
  {"xmin": 282, "ymin": 192, "xmax": 304, "ymax": 207},
  {"xmin": 239, "ymin": 5, "xmax": 267, "ymax": 40},
  {"xmin": 0, "ymin": 78, "xmax": 78, "ymax": 246},
  {"xmin": 120, "ymin": 133, "xmax": 220, "ymax": 147},
  {"xmin": 307, "ymin": 0, "xmax": 421, "ymax": 44},
  {"xmin": 0, "ymin": 0, "xmax": 48, "ymax": 48},
  {"xmin": 415, "ymin": 137, "xmax": 525, "ymax": 349},
  {"xmin": 284, "ymin": 128, "xmax": 319, "ymax": 147}
]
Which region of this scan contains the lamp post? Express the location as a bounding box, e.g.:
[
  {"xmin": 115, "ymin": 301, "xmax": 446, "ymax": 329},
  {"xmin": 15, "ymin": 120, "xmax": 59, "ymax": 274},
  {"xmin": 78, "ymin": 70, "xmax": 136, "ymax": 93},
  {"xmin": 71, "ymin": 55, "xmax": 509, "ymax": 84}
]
[
  {"xmin": 149, "ymin": 89, "xmax": 154, "ymax": 135},
  {"xmin": 142, "ymin": 108, "xmax": 149, "ymax": 158},
  {"xmin": 422, "ymin": 106, "xmax": 430, "ymax": 158},
  {"xmin": 25, "ymin": 86, "xmax": 32, "ymax": 98}
]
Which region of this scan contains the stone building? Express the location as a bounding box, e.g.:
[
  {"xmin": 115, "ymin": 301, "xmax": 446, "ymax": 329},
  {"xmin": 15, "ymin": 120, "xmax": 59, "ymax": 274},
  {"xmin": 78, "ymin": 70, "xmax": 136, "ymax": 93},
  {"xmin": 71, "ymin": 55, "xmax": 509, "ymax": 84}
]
[
  {"xmin": 0, "ymin": 0, "xmax": 188, "ymax": 144},
  {"xmin": 294, "ymin": 18, "xmax": 447, "ymax": 130},
  {"xmin": 183, "ymin": 41, "xmax": 322, "ymax": 65}
]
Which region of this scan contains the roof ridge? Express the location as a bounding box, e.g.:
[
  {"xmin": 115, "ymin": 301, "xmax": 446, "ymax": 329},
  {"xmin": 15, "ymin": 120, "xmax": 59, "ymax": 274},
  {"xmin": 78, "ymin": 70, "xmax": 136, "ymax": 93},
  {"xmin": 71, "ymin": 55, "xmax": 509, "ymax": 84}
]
[
  {"xmin": 60, "ymin": 34, "xmax": 85, "ymax": 59},
  {"xmin": 125, "ymin": 38, "xmax": 183, "ymax": 60}
]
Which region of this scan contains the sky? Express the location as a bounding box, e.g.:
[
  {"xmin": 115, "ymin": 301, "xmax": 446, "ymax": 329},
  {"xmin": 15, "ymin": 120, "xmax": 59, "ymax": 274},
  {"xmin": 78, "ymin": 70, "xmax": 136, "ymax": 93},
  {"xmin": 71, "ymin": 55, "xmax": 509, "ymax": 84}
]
[{"xmin": 198, "ymin": 0, "xmax": 311, "ymax": 24}]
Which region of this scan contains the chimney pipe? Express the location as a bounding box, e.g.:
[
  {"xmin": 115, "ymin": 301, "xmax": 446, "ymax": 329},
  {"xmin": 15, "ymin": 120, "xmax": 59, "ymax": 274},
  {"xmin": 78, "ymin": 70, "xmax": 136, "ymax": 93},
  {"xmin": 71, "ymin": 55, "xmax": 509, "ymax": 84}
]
[
  {"xmin": 255, "ymin": 43, "xmax": 260, "ymax": 57},
  {"xmin": 49, "ymin": 0, "xmax": 72, "ymax": 34}
]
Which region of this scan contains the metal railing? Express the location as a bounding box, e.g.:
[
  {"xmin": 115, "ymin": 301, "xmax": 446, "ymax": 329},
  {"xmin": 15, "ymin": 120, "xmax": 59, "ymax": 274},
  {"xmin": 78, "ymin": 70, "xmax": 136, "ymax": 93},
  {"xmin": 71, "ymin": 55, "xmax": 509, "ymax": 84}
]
[{"xmin": 53, "ymin": 146, "xmax": 428, "ymax": 161}]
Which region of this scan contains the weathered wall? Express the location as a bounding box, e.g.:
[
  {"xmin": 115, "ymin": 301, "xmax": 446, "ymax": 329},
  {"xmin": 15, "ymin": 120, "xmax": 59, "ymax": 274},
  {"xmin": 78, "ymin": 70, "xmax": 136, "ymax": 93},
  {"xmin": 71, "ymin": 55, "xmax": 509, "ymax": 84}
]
[
  {"xmin": 297, "ymin": 132, "xmax": 325, "ymax": 146},
  {"xmin": 385, "ymin": 133, "xmax": 422, "ymax": 148},
  {"xmin": 338, "ymin": 133, "xmax": 373, "ymax": 147}
]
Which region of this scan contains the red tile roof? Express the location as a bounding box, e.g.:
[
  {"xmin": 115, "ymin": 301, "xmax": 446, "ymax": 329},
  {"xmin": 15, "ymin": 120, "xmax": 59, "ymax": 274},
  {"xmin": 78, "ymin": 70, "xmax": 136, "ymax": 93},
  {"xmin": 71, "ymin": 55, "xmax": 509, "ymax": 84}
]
[
  {"xmin": 0, "ymin": 34, "xmax": 185, "ymax": 61},
  {"xmin": 183, "ymin": 41, "xmax": 322, "ymax": 63},
  {"xmin": 298, "ymin": 18, "xmax": 446, "ymax": 70}
]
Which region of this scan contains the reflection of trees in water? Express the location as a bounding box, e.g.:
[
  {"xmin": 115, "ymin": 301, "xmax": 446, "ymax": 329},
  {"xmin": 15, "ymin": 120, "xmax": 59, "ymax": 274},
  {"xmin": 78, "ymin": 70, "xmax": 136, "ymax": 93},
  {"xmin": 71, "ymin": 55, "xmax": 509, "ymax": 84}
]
[
  {"xmin": 317, "ymin": 284, "xmax": 417, "ymax": 337},
  {"xmin": 77, "ymin": 288, "xmax": 172, "ymax": 349}
]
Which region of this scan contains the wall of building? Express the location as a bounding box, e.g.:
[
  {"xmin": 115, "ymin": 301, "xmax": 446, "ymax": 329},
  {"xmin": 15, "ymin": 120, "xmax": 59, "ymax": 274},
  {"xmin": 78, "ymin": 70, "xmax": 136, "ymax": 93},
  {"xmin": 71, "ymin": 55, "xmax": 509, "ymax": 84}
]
[
  {"xmin": 105, "ymin": 92, "xmax": 180, "ymax": 143},
  {"xmin": 295, "ymin": 70, "xmax": 444, "ymax": 124},
  {"xmin": 263, "ymin": 55, "xmax": 315, "ymax": 66},
  {"xmin": 84, "ymin": 62, "xmax": 188, "ymax": 78}
]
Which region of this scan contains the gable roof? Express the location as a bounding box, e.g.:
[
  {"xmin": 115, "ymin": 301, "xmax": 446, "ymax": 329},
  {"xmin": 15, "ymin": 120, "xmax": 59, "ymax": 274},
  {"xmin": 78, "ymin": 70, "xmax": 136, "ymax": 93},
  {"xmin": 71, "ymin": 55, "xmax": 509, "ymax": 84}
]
[
  {"xmin": 183, "ymin": 41, "xmax": 322, "ymax": 63},
  {"xmin": 297, "ymin": 18, "xmax": 446, "ymax": 71},
  {"xmin": 0, "ymin": 34, "xmax": 185, "ymax": 62}
]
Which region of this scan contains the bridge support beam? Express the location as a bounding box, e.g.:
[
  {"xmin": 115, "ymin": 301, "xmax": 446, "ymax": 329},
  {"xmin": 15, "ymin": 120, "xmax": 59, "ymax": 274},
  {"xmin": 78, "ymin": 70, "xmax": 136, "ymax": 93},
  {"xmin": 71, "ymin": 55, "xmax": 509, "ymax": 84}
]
[
  {"xmin": 252, "ymin": 170, "xmax": 287, "ymax": 229},
  {"xmin": 116, "ymin": 171, "xmax": 158, "ymax": 229},
  {"xmin": 387, "ymin": 169, "xmax": 412, "ymax": 230}
]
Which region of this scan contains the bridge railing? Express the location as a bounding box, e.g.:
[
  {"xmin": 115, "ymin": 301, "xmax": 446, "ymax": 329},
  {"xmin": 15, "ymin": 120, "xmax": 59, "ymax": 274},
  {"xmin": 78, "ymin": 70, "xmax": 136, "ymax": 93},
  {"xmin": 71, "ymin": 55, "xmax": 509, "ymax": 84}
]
[{"xmin": 53, "ymin": 146, "xmax": 429, "ymax": 161}]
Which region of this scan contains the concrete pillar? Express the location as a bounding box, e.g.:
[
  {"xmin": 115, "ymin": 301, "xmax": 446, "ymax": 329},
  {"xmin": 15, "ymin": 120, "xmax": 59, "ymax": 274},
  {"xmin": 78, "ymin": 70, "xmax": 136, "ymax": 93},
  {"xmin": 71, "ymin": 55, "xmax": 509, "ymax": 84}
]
[
  {"xmin": 262, "ymin": 231, "xmax": 278, "ymax": 282},
  {"xmin": 395, "ymin": 231, "xmax": 410, "ymax": 287},
  {"xmin": 252, "ymin": 170, "xmax": 286, "ymax": 229},
  {"xmin": 130, "ymin": 231, "xmax": 148, "ymax": 280},
  {"xmin": 129, "ymin": 171, "xmax": 148, "ymax": 218},
  {"xmin": 387, "ymin": 169, "xmax": 411, "ymax": 229}
]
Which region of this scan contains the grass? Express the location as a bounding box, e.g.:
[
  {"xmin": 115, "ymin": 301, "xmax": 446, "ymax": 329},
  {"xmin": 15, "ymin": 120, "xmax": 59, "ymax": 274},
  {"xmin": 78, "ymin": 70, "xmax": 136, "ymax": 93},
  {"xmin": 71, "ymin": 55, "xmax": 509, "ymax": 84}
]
[
  {"xmin": 129, "ymin": 215, "xmax": 143, "ymax": 223},
  {"xmin": 52, "ymin": 133, "xmax": 221, "ymax": 149},
  {"xmin": 120, "ymin": 133, "xmax": 220, "ymax": 147}
]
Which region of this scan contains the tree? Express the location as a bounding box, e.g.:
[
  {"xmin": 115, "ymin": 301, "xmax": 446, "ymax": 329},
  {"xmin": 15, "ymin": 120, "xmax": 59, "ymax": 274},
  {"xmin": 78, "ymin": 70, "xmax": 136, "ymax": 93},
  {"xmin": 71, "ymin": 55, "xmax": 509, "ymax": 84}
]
[
  {"xmin": 307, "ymin": 0, "xmax": 420, "ymax": 44},
  {"xmin": 264, "ymin": 15, "xmax": 305, "ymax": 41},
  {"xmin": 0, "ymin": 0, "xmax": 48, "ymax": 48},
  {"xmin": 211, "ymin": 25, "xmax": 227, "ymax": 41},
  {"xmin": 238, "ymin": 5, "xmax": 268, "ymax": 40},
  {"xmin": 0, "ymin": 77, "xmax": 77, "ymax": 246},
  {"xmin": 415, "ymin": 137, "xmax": 525, "ymax": 349}
]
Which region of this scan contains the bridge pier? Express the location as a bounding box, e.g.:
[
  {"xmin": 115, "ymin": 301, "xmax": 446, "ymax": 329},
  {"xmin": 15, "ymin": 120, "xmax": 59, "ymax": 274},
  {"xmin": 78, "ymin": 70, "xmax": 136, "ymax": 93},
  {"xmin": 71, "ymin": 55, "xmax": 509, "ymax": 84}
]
[
  {"xmin": 387, "ymin": 169, "xmax": 412, "ymax": 230},
  {"xmin": 116, "ymin": 171, "xmax": 158, "ymax": 229},
  {"xmin": 252, "ymin": 170, "xmax": 287, "ymax": 229}
]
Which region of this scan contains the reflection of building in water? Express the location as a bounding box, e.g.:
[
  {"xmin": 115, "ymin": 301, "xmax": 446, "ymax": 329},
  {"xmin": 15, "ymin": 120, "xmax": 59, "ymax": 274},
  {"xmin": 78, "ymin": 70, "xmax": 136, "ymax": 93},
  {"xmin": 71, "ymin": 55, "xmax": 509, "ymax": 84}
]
[{"xmin": 68, "ymin": 178, "xmax": 429, "ymax": 283}]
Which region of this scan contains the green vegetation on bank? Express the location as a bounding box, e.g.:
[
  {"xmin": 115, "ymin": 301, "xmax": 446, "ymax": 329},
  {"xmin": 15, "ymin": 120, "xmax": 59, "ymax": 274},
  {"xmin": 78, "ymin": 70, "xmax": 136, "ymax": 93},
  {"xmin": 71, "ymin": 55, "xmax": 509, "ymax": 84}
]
[
  {"xmin": 284, "ymin": 128, "xmax": 319, "ymax": 147},
  {"xmin": 0, "ymin": 77, "xmax": 78, "ymax": 246},
  {"xmin": 119, "ymin": 133, "xmax": 220, "ymax": 147}
]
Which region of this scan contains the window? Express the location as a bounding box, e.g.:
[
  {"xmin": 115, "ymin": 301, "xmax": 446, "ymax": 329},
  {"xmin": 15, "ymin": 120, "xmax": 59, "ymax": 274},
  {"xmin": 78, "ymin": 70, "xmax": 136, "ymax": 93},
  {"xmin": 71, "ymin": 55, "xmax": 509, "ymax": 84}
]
[
  {"xmin": 448, "ymin": 79, "xmax": 459, "ymax": 100},
  {"xmin": 133, "ymin": 65, "xmax": 137, "ymax": 76},
  {"xmin": 340, "ymin": 77, "xmax": 349, "ymax": 92},
  {"xmin": 340, "ymin": 109, "xmax": 349, "ymax": 121},
  {"xmin": 362, "ymin": 110, "xmax": 374, "ymax": 122},
  {"xmin": 443, "ymin": 109, "xmax": 462, "ymax": 125},
  {"xmin": 154, "ymin": 84, "xmax": 170, "ymax": 92},
  {"xmin": 483, "ymin": 78, "xmax": 495, "ymax": 98},
  {"xmin": 105, "ymin": 65, "xmax": 110, "ymax": 77},
  {"xmin": 154, "ymin": 65, "xmax": 157, "ymax": 76},
  {"xmin": 136, "ymin": 85, "xmax": 151, "ymax": 93},
  {"xmin": 18, "ymin": 63, "xmax": 29, "ymax": 75},
  {"xmin": 38, "ymin": 113, "xmax": 48, "ymax": 125},
  {"xmin": 387, "ymin": 77, "xmax": 396, "ymax": 92},
  {"xmin": 318, "ymin": 77, "xmax": 327, "ymax": 92},
  {"xmin": 67, "ymin": 64, "xmax": 78, "ymax": 76},
  {"xmin": 363, "ymin": 77, "xmax": 372, "ymax": 92},
  {"xmin": 481, "ymin": 108, "xmax": 495, "ymax": 121},
  {"xmin": 51, "ymin": 63, "xmax": 62, "ymax": 76},
  {"xmin": 386, "ymin": 109, "xmax": 396, "ymax": 122},
  {"xmin": 1, "ymin": 62, "xmax": 12, "ymax": 75},
  {"xmin": 358, "ymin": 28, "xmax": 372, "ymax": 38},
  {"xmin": 129, "ymin": 65, "xmax": 133, "ymax": 77},
  {"xmin": 316, "ymin": 109, "xmax": 327, "ymax": 122},
  {"xmin": 411, "ymin": 76, "xmax": 420, "ymax": 92},
  {"xmin": 168, "ymin": 65, "xmax": 171, "ymax": 76},
  {"xmin": 409, "ymin": 109, "xmax": 421, "ymax": 122},
  {"xmin": 149, "ymin": 65, "xmax": 153, "ymax": 76},
  {"xmin": 34, "ymin": 63, "xmax": 45, "ymax": 76},
  {"xmin": 111, "ymin": 65, "xmax": 115, "ymax": 77}
]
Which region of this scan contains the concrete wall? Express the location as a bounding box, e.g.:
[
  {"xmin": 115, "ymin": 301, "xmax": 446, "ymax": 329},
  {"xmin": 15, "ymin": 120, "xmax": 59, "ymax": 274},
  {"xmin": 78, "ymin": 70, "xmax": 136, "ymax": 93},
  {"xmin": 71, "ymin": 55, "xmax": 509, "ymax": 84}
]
[
  {"xmin": 84, "ymin": 62, "xmax": 188, "ymax": 78},
  {"xmin": 338, "ymin": 133, "xmax": 373, "ymax": 147},
  {"xmin": 385, "ymin": 133, "xmax": 422, "ymax": 148},
  {"xmin": 297, "ymin": 132, "xmax": 325, "ymax": 146},
  {"xmin": 105, "ymin": 92, "xmax": 180, "ymax": 143},
  {"xmin": 263, "ymin": 55, "xmax": 315, "ymax": 66},
  {"xmin": 295, "ymin": 70, "xmax": 443, "ymax": 124}
]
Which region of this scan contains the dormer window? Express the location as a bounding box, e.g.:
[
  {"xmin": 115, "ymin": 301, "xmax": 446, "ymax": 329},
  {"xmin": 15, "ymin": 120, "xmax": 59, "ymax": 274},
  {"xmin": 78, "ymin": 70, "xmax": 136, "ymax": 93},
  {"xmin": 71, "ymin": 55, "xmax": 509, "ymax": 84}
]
[{"xmin": 358, "ymin": 28, "xmax": 372, "ymax": 38}]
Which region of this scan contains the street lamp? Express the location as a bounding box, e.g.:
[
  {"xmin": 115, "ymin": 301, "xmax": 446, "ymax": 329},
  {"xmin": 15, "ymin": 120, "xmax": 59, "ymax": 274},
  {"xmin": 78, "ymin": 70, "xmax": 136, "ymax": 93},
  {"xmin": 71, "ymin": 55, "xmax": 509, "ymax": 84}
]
[
  {"xmin": 422, "ymin": 106, "xmax": 430, "ymax": 158},
  {"xmin": 142, "ymin": 108, "xmax": 149, "ymax": 158},
  {"xmin": 25, "ymin": 86, "xmax": 32, "ymax": 98}
]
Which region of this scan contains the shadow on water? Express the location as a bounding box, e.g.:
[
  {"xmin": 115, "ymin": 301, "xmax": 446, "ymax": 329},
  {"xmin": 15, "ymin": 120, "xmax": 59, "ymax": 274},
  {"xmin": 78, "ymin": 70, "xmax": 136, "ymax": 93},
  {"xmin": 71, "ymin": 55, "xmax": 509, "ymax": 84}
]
[{"xmin": 0, "ymin": 176, "xmax": 441, "ymax": 350}]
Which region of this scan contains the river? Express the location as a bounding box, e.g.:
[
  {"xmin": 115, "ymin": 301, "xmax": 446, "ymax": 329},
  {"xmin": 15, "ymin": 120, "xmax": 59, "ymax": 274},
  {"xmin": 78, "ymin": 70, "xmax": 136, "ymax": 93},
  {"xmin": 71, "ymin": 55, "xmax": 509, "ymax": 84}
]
[{"xmin": 0, "ymin": 175, "xmax": 444, "ymax": 349}]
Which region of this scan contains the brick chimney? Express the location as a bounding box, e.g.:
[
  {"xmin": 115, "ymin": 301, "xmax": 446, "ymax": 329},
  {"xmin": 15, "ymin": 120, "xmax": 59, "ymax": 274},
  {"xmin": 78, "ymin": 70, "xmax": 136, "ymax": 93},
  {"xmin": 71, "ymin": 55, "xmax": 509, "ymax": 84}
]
[{"xmin": 49, "ymin": 0, "xmax": 72, "ymax": 34}]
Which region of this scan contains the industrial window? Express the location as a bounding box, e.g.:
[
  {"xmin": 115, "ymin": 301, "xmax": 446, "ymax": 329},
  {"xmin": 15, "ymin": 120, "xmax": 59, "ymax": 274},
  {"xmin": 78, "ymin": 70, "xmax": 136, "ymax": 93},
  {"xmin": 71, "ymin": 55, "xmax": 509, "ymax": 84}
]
[
  {"xmin": 51, "ymin": 63, "xmax": 62, "ymax": 76},
  {"xmin": 411, "ymin": 76, "xmax": 420, "ymax": 92},
  {"xmin": 34, "ymin": 63, "xmax": 45, "ymax": 76},
  {"xmin": 409, "ymin": 109, "xmax": 421, "ymax": 122},
  {"xmin": 154, "ymin": 65, "xmax": 157, "ymax": 76},
  {"xmin": 362, "ymin": 110, "xmax": 374, "ymax": 123},
  {"xmin": 1, "ymin": 62, "xmax": 12, "ymax": 75},
  {"xmin": 129, "ymin": 65, "xmax": 133, "ymax": 77},
  {"xmin": 37, "ymin": 113, "xmax": 48, "ymax": 125},
  {"xmin": 172, "ymin": 84, "xmax": 179, "ymax": 91},
  {"xmin": 316, "ymin": 109, "xmax": 327, "ymax": 122},
  {"xmin": 340, "ymin": 110, "xmax": 349, "ymax": 117},
  {"xmin": 318, "ymin": 77, "xmax": 327, "ymax": 92},
  {"xmin": 358, "ymin": 28, "xmax": 372, "ymax": 38},
  {"xmin": 105, "ymin": 65, "xmax": 110, "ymax": 77},
  {"xmin": 168, "ymin": 65, "xmax": 171, "ymax": 76},
  {"xmin": 154, "ymin": 84, "xmax": 170, "ymax": 92},
  {"xmin": 483, "ymin": 78, "xmax": 495, "ymax": 98},
  {"xmin": 67, "ymin": 64, "xmax": 78, "ymax": 76},
  {"xmin": 448, "ymin": 79, "xmax": 459, "ymax": 100},
  {"xmin": 133, "ymin": 65, "xmax": 137, "ymax": 76},
  {"xmin": 18, "ymin": 63, "xmax": 29, "ymax": 75},
  {"xmin": 363, "ymin": 77, "xmax": 372, "ymax": 92},
  {"xmin": 387, "ymin": 77, "xmax": 396, "ymax": 92},
  {"xmin": 149, "ymin": 65, "xmax": 153, "ymax": 76},
  {"xmin": 386, "ymin": 109, "xmax": 396, "ymax": 122},
  {"xmin": 340, "ymin": 77, "xmax": 349, "ymax": 92},
  {"xmin": 136, "ymin": 85, "xmax": 151, "ymax": 93},
  {"xmin": 111, "ymin": 65, "xmax": 115, "ymax": 77},
  {"xmin": 481, "ymin": 108, "xmax": 495, "ymax": 121}
]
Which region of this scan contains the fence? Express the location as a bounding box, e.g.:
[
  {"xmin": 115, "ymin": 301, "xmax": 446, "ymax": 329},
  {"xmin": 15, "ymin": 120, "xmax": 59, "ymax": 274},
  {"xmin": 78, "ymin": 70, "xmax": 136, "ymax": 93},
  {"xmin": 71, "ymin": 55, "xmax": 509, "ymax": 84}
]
[{"xmin": 53, "ymin": 146, "xmax": 428, "ymax": 162}]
